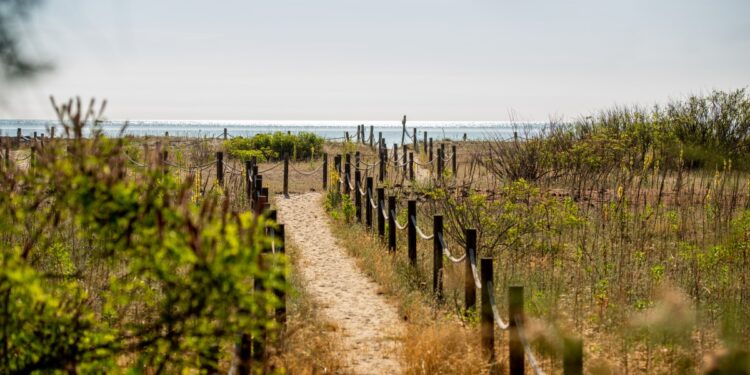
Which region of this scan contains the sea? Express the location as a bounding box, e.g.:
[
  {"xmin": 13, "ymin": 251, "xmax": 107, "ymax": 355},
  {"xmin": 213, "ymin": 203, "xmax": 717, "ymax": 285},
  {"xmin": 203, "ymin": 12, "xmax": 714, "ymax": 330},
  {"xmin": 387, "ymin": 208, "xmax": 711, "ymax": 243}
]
[{"xmin": 0, "ymin": 119, "xmax": 549, "ymax": 145}]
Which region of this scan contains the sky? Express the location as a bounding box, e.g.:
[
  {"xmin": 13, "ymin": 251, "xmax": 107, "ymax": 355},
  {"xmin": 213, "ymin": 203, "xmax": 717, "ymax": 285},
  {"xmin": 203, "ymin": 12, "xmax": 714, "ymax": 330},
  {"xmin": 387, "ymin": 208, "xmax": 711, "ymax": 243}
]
[{"xmin": 2, "ymin": 0, "xmax": 749, "ymax": 121}]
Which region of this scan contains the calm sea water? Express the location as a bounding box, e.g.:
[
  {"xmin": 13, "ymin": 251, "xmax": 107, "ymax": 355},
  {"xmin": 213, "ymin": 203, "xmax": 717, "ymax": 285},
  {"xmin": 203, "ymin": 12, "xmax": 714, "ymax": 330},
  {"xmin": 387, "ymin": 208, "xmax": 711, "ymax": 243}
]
[{"xmin": 0, "ymin": 119, "xmax": 547, "ymax": 145}]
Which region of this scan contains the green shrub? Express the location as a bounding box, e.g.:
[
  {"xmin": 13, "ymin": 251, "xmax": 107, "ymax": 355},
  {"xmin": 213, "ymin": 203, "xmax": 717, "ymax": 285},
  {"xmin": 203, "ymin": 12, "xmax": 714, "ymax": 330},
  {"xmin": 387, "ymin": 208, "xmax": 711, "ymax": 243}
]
[
  {"xmin": 224, "ymin": 132, "xmax": 324, "ymax": 161},
  {"xmin": 0, "ymin": 99, "xmax": 287, "ymax": 373}
]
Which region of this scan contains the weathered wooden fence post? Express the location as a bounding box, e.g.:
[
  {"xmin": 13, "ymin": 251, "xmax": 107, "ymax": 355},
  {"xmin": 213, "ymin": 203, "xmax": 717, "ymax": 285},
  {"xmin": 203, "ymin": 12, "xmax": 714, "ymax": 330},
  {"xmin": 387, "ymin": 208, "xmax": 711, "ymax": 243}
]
[
  {"xmin": 393, "ymin": 143, "xmax": 398, "ymax": 170},
  {"xmin": 465, "ymin": 229, "xmax": 477, "ymax": 311},
  {"xmin": 452, "ymin": 145, "xmax": 457, "ymax": 177},
  {"xmin": 509, "ymin": 286, "xmax": 525, "ymax": 375},
  {"xmin": 334, "ymin": 155, "xmax": 341, "ymax": 194},
  {"xmin": 378, "ymin": 151, "xmax": 385, "ymax": 183},
  {"xmin": 409, "ymin": 152, "xmax": 414, "ymax": 181},
  {"xmin": 366, "ymin": 177, "xmax": 374, "ymax": 229},
  {"xmin": 16, "ymin": 128, "xmax": 21, "ymax": 148},
  {"xmin": 369, "ymin": 125, "xmax": 374, "ymax": 148},
  {"xmin": 433, "ymin": 215, "xmax": 443, "ymax": 302},
  {"xmin": 275, "ymin": 224, "xmax": 287, "ymax": 325},
  {"xmin": 50, "ymin": 127, "xmax": 55, "ymax": 139},
  {"xmin": 428, "ymin": 138, "xmax": 433, "ymax": 166},
  {"xmin": 355, "ymin": 170, "xmax": 362, "ymax": 222},
  {"xmin": 402, "ymin": 144, "xmax": 407, "ymax": 174},
  {"xmin": 251, "ymin": 160, "xmax": 253, "ymax": 200},
  {"xmin": 408, "ymin": 200, "xmax": 416, "ymax": 266},
  {"xmin": 377, "ymin": 187, "xmax": 385, "ymax": 240},
  {"xmin": 322, "ymin": 153, "xmax": 328, "ymax": 190},
  {"xmin": 481, "ymin": 258, "xmax": 497, "ymax": 372},
  {"xmin": 223, "ymin": 128, "xmax": 228, "ymax": 139},
  {"xmin": 387, "ymin": 195, "xmax": 396, "ymax": 251},
  {"xmin": 283, "ymin": 152, "xmax": 289, "ymax": 196},
  {"xmin": 423, "ymin": 131, "xmax": 427, "ymax": 153},
  {"xmin": 413, "ymin": 128, "xmax": 418, "ymax": 152},
  {"xmin": 216, "ymin": 151, "xmax": 224, "ymax": 186},
  {"xmin": 344, "ymin": 153, "xmax": 351, "ymax": 195},
  {"xmin": 564, "ymin": 337, "xmax": 583, "ymax": 375},
  {"xmin": 437, "ymin": 147, "xmax": 444, "ymax": 179},
  {"xmin": 253, "ymin": 175, "xmax": 263, "ymax": 211}
]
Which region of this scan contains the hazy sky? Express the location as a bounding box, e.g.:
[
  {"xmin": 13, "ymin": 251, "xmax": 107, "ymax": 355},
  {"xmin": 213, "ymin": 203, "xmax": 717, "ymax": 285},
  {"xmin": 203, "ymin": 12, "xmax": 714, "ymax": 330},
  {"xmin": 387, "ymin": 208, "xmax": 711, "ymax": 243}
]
[{"xmin": 3, "ymin": 0, "xmax": 749, "ymax": 121}]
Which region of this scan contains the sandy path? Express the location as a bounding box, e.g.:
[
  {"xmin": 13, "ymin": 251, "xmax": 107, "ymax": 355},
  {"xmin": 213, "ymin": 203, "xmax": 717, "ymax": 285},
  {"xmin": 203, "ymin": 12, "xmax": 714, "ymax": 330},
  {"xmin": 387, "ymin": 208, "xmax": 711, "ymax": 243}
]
[{"xmin": 277, "ymin": 192, "xmax": 404, "ymax": 375}]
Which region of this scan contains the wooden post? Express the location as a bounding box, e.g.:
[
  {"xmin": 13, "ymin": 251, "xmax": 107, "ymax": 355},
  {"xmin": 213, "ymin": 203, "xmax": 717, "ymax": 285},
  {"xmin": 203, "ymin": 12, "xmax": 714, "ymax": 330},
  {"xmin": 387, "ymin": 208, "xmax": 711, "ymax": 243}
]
[
  {"xmin": 481, "ymin": 258, "xmax": 496, "ymax": 370},
  {"xmin": 356, "ymin": 126, "xmax": 360, "ymax": 143},
  {"xmin": 345, "ymin": 131, "xmax": 350, "ymax": 142},
  {"xmin": 16, "ymin": 128, "xmax": 21, "ymax": 148},
  {"xmin": 283, "ymin": 152, "xmax": 289, "ymax": 196},
  {"xmin": 428, "ymin": 138, "xmax": 433, "ymax": 165},
  {"xmin": 223, "ymin": 128, "xmax": 228, "ymax": 140},
  {"xmin": 408, "ymin": 200, "xmax": 416, "ymax": 266},
  {"xmin": 369, "ymin": 126, "xmax": 374, "ymax": 148},
  {"xmin": 465, "ymin": 229, "xmax": 477, "ymax": 312},
  {"xmin": 452, "ymin": 145, "xmax": 457, "ymax": 177},
  {"xmin": 388, "ymin": 195, "xmax": 396, "ymax": 252},
  {"xmin": 402, "ymin": 144, "xmax": 407, "ymax": 174},
  {"xmin": 433, "ymin": 215, "xmax": 443, "ymax": 302},
  {"xmin": 378, "ymin": 151, "xmax": 385, "ymax": 183},
  {"xmin": 245, "ymin": 160, "xmax": 253, "ymax": 200},
  {"xmin": 275, "ymin": 224, "xmax": 287, "ymax": 325},
  {"xmin": 401, "ymin": 115, "xmax": 407, "ymax": 146},
  {"xmin": 344, "ymin": 153, "xmax": 351, "ymax": 195},
  {"xmin": 409, "ymin": 152, "xmax": 414, "ymax": 181},
  {"xmin": 323, "ymin": 153, "xmax": 328, "ymax": 190},
  {"xmin": 437, "ymin": 147, "xmax": 443, "ymax": 178},
  {"xmin": 216, "ymin": 152, "xmax": 224, "ymax": 186},
  {"xmin": 335, "ymin": 155, "xmax": 341, "ymax": 194},
  {"xmin": 251, "ymin": 206, "xmax": 269, "ymax": 367},
  {"xmin": 50, "ymin": 127, "xmax": 55, "ymax": 139},
  {"xmin": 378, "ymin": 132, "xmax": 383, "ymax": 152},
  {"xmin": 355, "ymin": 170, "xmax": 362, "ymax": 222},
  {"xmin": 393, "ymin": 143, "xmax": 398, "ymax": 167},
  {"xmin": 564, "ymin": 338, "xmax": 583, "ymax": 375},
  {"xmin": 509, "ymin": 286, "xmax": 525, "ymax": 375},
  {"xmin": 253, "ymin": 175, "xmax": 264, "ymax": 210},
  {"xmin": 413, "ymin": 128, "xmax": 418, "ymax": 152},
  {"xmin": 366, "ymin": 177, "xmax": 374, "ymax": 229},
  {"xmin": 377, "ymin": 187, "xmax": 385, "ymax": 240}
]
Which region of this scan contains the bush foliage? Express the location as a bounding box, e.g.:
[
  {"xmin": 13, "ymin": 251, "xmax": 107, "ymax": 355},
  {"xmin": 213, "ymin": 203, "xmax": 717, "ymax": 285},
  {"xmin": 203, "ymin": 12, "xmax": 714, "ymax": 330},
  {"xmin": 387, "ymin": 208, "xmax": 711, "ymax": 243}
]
[
  {"xmin": 0, "ymin": 99, "xmax": 286, "ymax": 373},
  {"xmin": 224, "ymin": 132, "xmax": 324, "ymax": 162}
]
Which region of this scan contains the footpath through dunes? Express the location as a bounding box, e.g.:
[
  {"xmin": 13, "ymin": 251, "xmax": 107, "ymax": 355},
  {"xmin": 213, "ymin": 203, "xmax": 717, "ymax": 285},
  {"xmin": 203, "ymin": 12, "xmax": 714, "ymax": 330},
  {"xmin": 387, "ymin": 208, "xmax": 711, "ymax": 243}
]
[{"xmin": 276, "ymin": 192, "xmax": 404, "ymax": 375}]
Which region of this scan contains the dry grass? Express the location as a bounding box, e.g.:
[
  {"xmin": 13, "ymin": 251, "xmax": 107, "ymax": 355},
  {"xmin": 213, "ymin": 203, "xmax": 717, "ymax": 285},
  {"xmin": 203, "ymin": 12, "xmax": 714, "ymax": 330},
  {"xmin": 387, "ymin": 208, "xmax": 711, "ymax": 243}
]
[{"xmin": 328, "ymin": 215, "xmax": 488, "ymax": 374}]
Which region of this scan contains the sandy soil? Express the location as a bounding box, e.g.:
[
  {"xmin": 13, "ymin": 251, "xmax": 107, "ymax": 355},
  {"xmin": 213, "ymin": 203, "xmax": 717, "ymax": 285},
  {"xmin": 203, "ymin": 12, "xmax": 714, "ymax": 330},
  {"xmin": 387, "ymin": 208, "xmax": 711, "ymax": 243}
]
[{"xmin": 277, "ymin": 192, "xmax": 404, "ymax": 375}]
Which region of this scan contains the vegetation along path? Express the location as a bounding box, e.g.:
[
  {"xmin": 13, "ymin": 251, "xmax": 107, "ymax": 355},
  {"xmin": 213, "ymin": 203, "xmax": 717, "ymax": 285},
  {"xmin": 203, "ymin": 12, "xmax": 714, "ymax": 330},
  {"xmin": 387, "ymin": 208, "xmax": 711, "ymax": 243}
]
[{"xmin": 277, "ymin": 192, "xmax": 404, "ymax": 375}]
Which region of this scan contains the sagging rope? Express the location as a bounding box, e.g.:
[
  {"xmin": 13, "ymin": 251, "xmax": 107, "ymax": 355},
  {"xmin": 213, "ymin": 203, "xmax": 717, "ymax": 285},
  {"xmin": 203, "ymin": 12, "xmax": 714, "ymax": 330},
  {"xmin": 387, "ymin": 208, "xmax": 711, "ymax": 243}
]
[
  {"xmin": 369, "ymin": 189, "xmax": 378, "ymax": 209},
  {"xmin": 486, "ymin": 280, "xmax": 509, "ymax": 330},
  {"xmin": 380, "ymin": 203, "xmax": 389, "ymax": 220},
  {"xmin": 290, "ymin": 162, "xmax": 324, "ymax": 175},
  {"xmin": 515, "ymin": 314, "xmax": 546, "ymax": 375},
  {"xmin": 360, "ymin": 159, "xmax": 380, "ymax": 168},
  {"xmin": 437, "ymin": 232, "xmax": 466, "ymax": 263},
  {"xmin": 258, "ymin": 162, "xmax": 282, "ymax": 173},
  {"xmin": 468, "ymin": 248, "xmax": 482, "ymax": 289},
  {"xmin": 411, "ymin": 215, "xmax": 433, "ymax": 240},
  {"xmin": 391, "ymin": 209, "xmax": 408, "ymax": 230}
]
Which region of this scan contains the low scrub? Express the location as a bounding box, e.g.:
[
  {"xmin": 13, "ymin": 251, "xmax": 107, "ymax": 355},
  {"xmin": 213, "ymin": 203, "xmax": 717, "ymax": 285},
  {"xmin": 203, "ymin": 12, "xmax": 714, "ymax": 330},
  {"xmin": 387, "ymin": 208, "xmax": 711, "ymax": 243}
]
[{"xmin": 224, "ymin": 131, "xmax": 324, "ymax": 162}]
